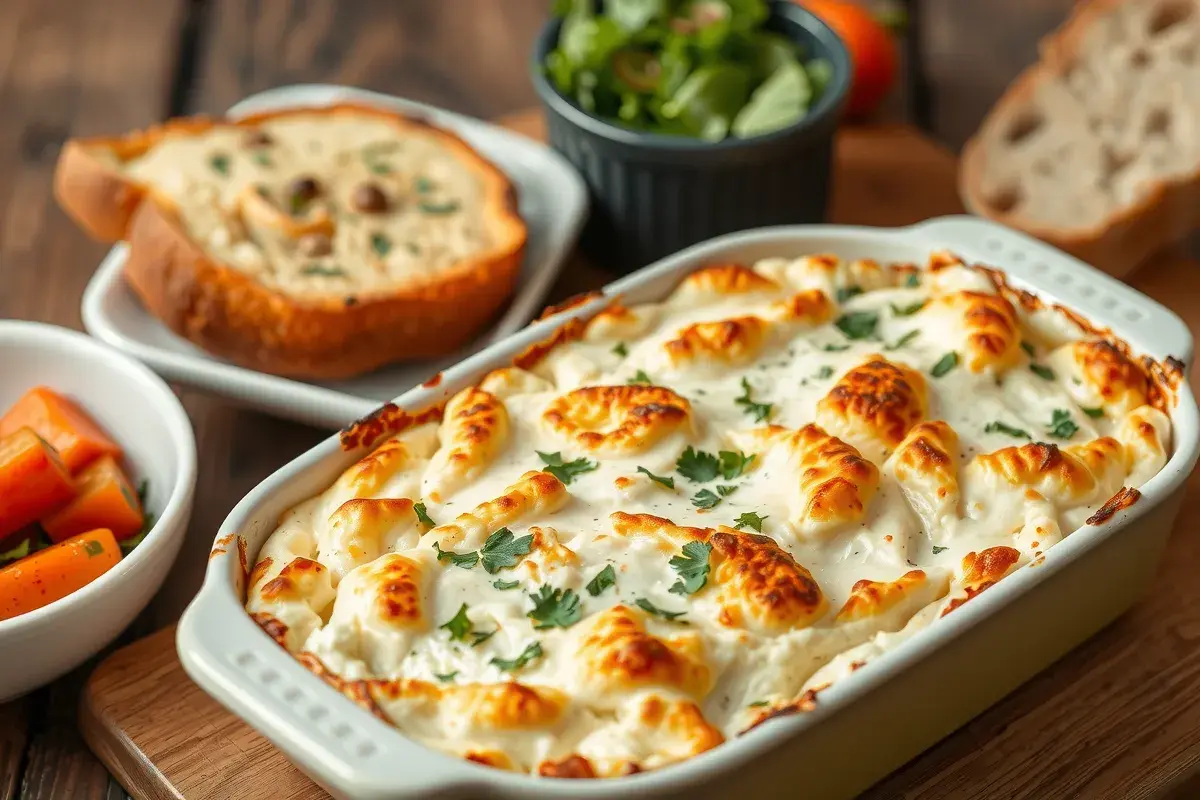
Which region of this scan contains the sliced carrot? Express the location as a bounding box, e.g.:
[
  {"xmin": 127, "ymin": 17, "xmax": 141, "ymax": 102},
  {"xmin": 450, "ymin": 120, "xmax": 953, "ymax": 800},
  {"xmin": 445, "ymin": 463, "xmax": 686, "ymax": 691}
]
[
  {"xmin": 0, "ymin": 528, "xmax": 120, "ymax": 620},
  {"xmin": 0, "ymin": 387, "xmax": 122, "ymax": 473},
  {"xmin": 40, "ymin": 455, "xmax": 144, "ymax": 543},
  {"xmin": 0, "ymin": 427, "xmax": 77, "ymax": 540}
]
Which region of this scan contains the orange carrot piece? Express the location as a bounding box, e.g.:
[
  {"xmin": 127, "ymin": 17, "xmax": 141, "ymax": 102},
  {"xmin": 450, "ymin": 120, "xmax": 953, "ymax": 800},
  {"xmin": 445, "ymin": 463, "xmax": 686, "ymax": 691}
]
[
  {"xmin": 40, "ymin": 455, "xmax": 144, "ymax": 543},
  {"xmin": 0, "ymin": 528, "xmax": 120, "ymax": 620},
  {"xmin": 0, "ymin": 427, "xmax": 77, "ymax": 540},
  {"xmin": 0, "ymin": 386, "xmax": 122, "ymax": 473}
]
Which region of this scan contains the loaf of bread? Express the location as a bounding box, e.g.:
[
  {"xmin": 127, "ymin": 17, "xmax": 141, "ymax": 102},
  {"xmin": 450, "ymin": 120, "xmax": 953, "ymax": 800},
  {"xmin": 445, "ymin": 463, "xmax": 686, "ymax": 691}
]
[
  {"xmin": 55, "ymin": 104, "xmax": 527, "ymax": 379},
  {"xmin": 961, "ymin": 0, "xmax": 1200, "ymax": 276}
]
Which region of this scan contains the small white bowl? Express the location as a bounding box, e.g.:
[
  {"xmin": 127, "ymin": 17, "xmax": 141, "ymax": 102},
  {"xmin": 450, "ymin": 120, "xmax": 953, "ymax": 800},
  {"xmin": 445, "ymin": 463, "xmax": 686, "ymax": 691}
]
[{"xmin": 0, "ymin": 321, "xmax": 196, "ymax": 700}]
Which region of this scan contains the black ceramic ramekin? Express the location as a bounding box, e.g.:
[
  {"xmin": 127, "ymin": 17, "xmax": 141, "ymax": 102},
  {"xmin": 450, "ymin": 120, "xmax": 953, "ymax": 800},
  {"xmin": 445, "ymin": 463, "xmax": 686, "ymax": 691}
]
[{"xmin": 531, "ymin": 1, "xmax": 851, "ymax": 272}]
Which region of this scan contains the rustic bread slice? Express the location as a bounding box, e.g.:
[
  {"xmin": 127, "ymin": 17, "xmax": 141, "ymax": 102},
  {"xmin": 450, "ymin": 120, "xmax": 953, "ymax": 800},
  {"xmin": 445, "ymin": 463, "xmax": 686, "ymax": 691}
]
[
  {"xmin": 55, "ymin": 104, "xmax": 527, "ymax": 379},
  {"xmin": 961, "ymin": 0, "xmax": 1200, "ymax": 276}
]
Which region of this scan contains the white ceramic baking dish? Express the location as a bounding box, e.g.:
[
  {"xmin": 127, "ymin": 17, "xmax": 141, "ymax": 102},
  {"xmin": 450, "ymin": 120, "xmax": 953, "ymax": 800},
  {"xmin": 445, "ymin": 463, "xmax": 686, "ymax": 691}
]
[{"xmin": 176, "ymin": 216, "xmax": 1199, "ymax": 800}]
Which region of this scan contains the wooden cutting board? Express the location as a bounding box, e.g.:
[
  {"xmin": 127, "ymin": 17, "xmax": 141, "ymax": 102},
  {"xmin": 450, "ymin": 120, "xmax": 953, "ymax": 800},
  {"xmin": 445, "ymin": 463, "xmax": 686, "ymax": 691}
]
[{"xmin": 78, "ymin": 111, "xmax": 1200, "ymax": 800}]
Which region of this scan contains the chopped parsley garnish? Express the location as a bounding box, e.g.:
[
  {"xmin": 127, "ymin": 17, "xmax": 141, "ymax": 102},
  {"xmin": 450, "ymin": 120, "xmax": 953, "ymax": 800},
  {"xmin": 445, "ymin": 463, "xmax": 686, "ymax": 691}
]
[
  {"xmin": 634, "ymin": 598, "xmax": 687, "ymax": 621},
  {"xmin": 434, "ymin": 671, "xmax": 458, "ymax": 682},
  {"xmin": 1029, "ymin": 363, "xmax": 1055, "ymax": 381},
  {"xmin": 1082, "ymin": 406, "xmax": 1105, "ymax": 419},
  {"xmin": 822, "ymin": 342, "xmax": 851, "ymax": 352},
  {"xmin": 886, "ymin": 330, "xmax": 920, "ymax": 351},
  {"xmin": 1046, "ymin": 409, "xmax": 1079, "ymax": 440},
  {"xmin": 370, "ymin": 232, "xmax": 392, "ymax": 257},
  {"xmin": 692, "ymin": 486, "xmax": 736, "ymax": 509},
  {"xmin": 414, "ymin": 176, "xmax": 435, "ymax": 193},
  {"xmin": 367, "ymin": 160, "xmax": 392, "ymax": 175},
  {"xmin": 931, "ymin": 545, "xmax": 949, "ymax": 555},
  {"xmin": 480, "ymin": 527, "xmax": 534, "ymax": 574},
  {"xmin": 82, "ymin": 539, "xmax": 105, "ymax": 557},
  {"xmin": 406, "ymin": 241, "xmax": 421, "ymax": 255},
  {"xmin": 301, "ymin": 264, "xmax": 346, "ymax": 278},
  {"xmin": 413, "ymin": 502, "xmax": 435, "ymax": 528},
  {"xmin": 735, "ymin": 377, "xmax": 773, "ymax": 422},
  {"xmin": 470, "ymin": 630, "xmax": 496, "ymax": 647},
  {"xmin": 493, "ymin": 578, "xmax": 520, "ymax": 590},
  {"xmin": 748, "ymin": 700, "xmax": 770, "ymax": 708},
  {"xmin": 528, "ymin": 585, "xmax": 582, "ymax": 629},
  {"xmin": 119, "ymin": 480, "xmax": 155, "ymax": 556},
  {"xmin": 490, "ymin": 641, "xmax": 543, "ymax": 672},
  {"xmin": 904, "ymin": 273, "xmax": 921, "ymax": 288},
  {"xmin": 984, "ymin": 421, "xmax": 1031, "ymax": 439},
  {"xmin": 669, "ymin": 541, "xmax": 712, "ymax": 595},
  {"xmin": 612, "ymin": 342, "xmax": 629, "ymax": 358},
  {"xmin": 586, "ymin": 564, "xmax": 617, "ymax": 597},
  {"xmin": 734, "ymin": 512, "xmax": 768, "ymax": 532},
  {"xmin": 208, "ymin": 153, "xmax": 230, "ymax": 175},
  {"xmin": 718, "ymin": 450, "xmax": 754, "ymax": 480},
  {"xmin": 1020, "ymin": 341, "xmax": 1036, "ymax": 358},
  {"xmin": 836, "ymin": 286, "xmax": 862, "ymax": 303},
  {"xmin": 676, "ymin": 446, "xmax": 720, "ymax": 483},
  {"xmin": 890, "ymin": 300, "xmax": 926, "ymax": 316},
  {"xmin": 433, "ymin": 542, "xmax": 479, "ymax": 569},
  {"xmin": 637, "ymin": 466, "xmax": 675, "ymax": 489},
  {"xmin": 930, "ymin": 351, "xmax": 959, "ymax": 378},
  {"xmin": 815, "ymin": 365, "xmax": 834, "ymax": 380},
  {"xmin": 834, "ymin": 311, "xmax": 879, "ymax": 341},
  {"xmin": 439, "ymin": 603, "xmax": 473, "ymax": 641},
  {"xmin": 251, "ymin": 151, "xmax": 272, "ymax": 167},
  {"xmin": 537, "ymin": 451, "xmax": 598, "ymax": 485},
  {"xmin": 418, "ymin": 199, "xmax": 461, "ymax": 214},
  {"xmin": 0, "ymin": 538, "xmax": 30, "ymax": 566},
  {"xmin": 627, "ymin": 369, "xmax": 653, "ymax": 385}
]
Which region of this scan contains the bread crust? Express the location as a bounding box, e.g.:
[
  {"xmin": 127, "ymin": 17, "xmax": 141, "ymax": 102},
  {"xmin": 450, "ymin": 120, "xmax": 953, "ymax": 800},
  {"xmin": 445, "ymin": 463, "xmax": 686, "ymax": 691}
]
[
  {"xmin": 54, "ymin": 104, "xmax": 527, "ymax": 379},
  {"xmin": 960, "ymin": 0, "xmax": 1200, "ymax": 277}
]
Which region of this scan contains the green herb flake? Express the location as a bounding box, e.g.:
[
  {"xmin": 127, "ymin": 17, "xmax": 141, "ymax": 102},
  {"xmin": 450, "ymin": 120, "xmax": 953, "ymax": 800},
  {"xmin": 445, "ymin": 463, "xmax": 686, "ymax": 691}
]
[
  {"xmin": 1030, "ymin": 363, "xmax": 1056, "ymax": 381},
  {"xmin": 612, "ymin": 341, "xmax": 629, "ymax": 358},
  {"xmin": 634, "ymin": 597, "xmax": 687, "ymax": 622},
  {"xmin": 734, "ymin": 512, "xmax": 768, "ymax": 532},
  {"xmin": 890, "ymin": 300, "xmax": 926, "ymax": 317},
  {"xmin": 1046, "ymin": 409, "xmax": 1079, "ymax": 440},
  {"xmin": 490, "ymin": 641, "xmax": 544, "ymax": 672},
  {"xmin": 822, "ymin": 342, "xmax": 851, "ymax": 352},
  {"xmin": 434, "ymin": 671, "xmax": 458, "ymax": 682},
  {"xmin": 886, "ymin": 330, "xmax": 920, "ymax": 351},
  {"xmin": 470, "ymin": 630, "xmax": 496, "ymax": 647},
  {"xmin": 735, "ymin": 377, "xmax": 772, "ymax": 422},
  {"xmin": 904, "ymin": 273, "xmax": 921, "ymax": 288},
  {"xmin": 367, "ymin": 160, "xmax": 392, "ymax": 175},
  {"xmin": 413, "ymin": 502, "xmax": 436, "ymax": 528},
  {"xmin": 370, "ymin": 232, "xmax": 392, "ymax": 258},
  {"xmin": 931, "ymin": 351, "xmax": 959, "ymax": 378},
  {"xmin": 528, "ymin": 585, "xmax": 583, "ymax": 629},
  {"xmin": 815, "ymin": 365, "xmax": 834, "ymax": 380},
  {"xmin": 1082, "ymin": 407, "xmax": 1105, "ymax": 419},
  {"xmin": 586, "ymin": 564, "xmax": 617, "ymax": 597},
  {"xmin": 493, "ymin": 578, "xmax": 520, "ymax": 591},
  {"xmin": 439, "ymin": 603, "xmax": 473, "ymax": 641},
  {"xmin": 637, "ymin": 466, "xmax": 675, "ymax": 489},
  {"xmin": 208, "ymin": 153, "xmax": 231, "ymax": 176},
  {"xmin": 669, "ymin": 541, "xmax": 713, "ymax": 595},
  {"xmin": 480, "ymin": 527, "xmax": 535, "ymax": 574},
  {"xmin": 433, "ymin": 541, "xmax": 479, "ymax": 570},
  {"xmin": 984, "ymin": 421, "xmax": 1032, "ymax": 439},
  {"xmin": 301, "ymin": 264, "xmax": 347, "ymax": 278},
  {"xmin": 418, "ymin": 199, "xmax": 461, "ymax": 215},
  {"xmin": 748, "ymin": 700, "xmax": 770, "ymax": 708},
  {"xmin": 718, "ymin": 450, "xmax": 754, "ymax": 480},
  {"xmin": 932, "ymin": 545, "xmax": 948, "ymax": 555},
  {"xmin": 251, "ymin": 151, "xmax": 272, "ymax": 167},
  {"xmin": 676, "ymin": 446, "xmax": 721, "ymax": 483},
  {"xmin": 0, "ymin": 538, "xmax": 30, "ymax": 565},
  {"xmin": 627, "ymin": 369, "xmax": 653, "ymax": 385},
  {"xmin": 414, "ymin": 176, "xmax": 435, "ymax": 193},
  {"xmin": 537, "ymin": 451, "xmax": 599, "ymax": 485},
  {"xmin": 836, "ymin": 286, "xmax": 862, "ymax": 303},
  {"xmin": 1020, "ymin": 341, "xmax": 1036, "ymax": 358},
  {"xmin": 691, "ymin": 486, "xmax": 737, "ymax": 510},
  {"xmin": 834, "ymin": 311, "xmax": 879, "ymax": 341}
]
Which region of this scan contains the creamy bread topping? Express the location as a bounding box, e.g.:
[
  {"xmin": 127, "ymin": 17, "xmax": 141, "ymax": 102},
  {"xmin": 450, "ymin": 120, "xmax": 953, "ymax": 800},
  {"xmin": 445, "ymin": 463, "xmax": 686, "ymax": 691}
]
[{"xmin": 246, "ymin": 252, "xmax": 1171, "ymax": 777}]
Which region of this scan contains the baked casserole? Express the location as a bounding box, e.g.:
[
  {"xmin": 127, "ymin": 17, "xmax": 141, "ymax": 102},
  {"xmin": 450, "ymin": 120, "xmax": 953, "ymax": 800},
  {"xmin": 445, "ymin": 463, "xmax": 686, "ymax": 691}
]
[
  {"xmin": 55, "ymin": 104, "xmax": 527, "ymax": 379},
  {"xmin": 244, "ymin": 251, "xmax": 1173, "ymax": 778}
]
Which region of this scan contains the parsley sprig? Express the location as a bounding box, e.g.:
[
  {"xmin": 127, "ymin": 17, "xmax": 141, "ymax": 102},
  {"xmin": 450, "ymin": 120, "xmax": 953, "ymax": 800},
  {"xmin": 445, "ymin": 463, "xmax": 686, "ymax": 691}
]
[
  {"xmin": 491, "ymin": 641, "xmax": 544, "ymax": 672},
  {"xmin": 734, "ymin": 512, "xmax": 768, "ymax": 532},
  {"xmin": 538, "ymin": 451, "xmax": 598, "ymax": 485},
  {"xmin": 930, "ymin": 351, "xmax": 959, "ymax": 378},
  {"xmin": 985, "ymin": 420, "xmax": 1031, "ymax": 439},
  {"xmin": 528, "ymin": 585, "xmax": 583, "ymax": 629},
  {"xmin": 735, "ymin": 378, "xmax": 773, "ymax": 422},
  {"xmin": 835, "ymin": 311, "xmax": 879, "ymax": 340},
  {"xmin": 637, "ymin": 466, "xmax": 675, "ymax": 489},
  {"xmin": 635, "ymin": 598, "xmax": 687, "ymax": 622},
  {"xmin": 676, "ymin": 446, "xmax": 754, "ymax": 483},
  {"xmin": 413, "ymin": 502, "xmax": 435, "ymax": 528},
  {"xmin": 669, "ymin": 541, "xmax": 712, "ymax": 595},
  {"xmin": 480, "ymin": 528, "xmax": 534, "ymax": 574},
  {"xmin": 586, "ymin": 564, "xmax": 617, "ymax": 596},
  {"xmin": 692, "ymin": 485, "xmax": 737, "ymax": 509},
  {"xmin": 1046, "ymin": 409, "xmax": 1079, "ymax": 439},
  {"xmin": 439, "ymin": 604, "xmax": 473, "ymax": 641},
  {"xmin": 433, "ymin": 542, "xmax": 479, "ymax": 569}
]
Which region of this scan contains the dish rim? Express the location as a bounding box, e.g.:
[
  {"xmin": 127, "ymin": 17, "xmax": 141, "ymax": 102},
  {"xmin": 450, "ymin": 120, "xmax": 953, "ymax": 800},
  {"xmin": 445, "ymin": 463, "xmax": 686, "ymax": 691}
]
[
  {"xmin": 178, "ymin": 215, "xmax": 1199, "ymax": 798},
  {"xmin": 80, "ymin": 83, "xmax": 589, "ymax": 429}
]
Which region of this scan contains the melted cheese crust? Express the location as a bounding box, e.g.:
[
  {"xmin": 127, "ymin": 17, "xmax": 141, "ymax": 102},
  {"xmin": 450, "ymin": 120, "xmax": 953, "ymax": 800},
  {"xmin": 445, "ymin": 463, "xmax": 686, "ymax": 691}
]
[{"xmin": 247, "ymin": 252, "xmax": 1172, "ymax": 778}]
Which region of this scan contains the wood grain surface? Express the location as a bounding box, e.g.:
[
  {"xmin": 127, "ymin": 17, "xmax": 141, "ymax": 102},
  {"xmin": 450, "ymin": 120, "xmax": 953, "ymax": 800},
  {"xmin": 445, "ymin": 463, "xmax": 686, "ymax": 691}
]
[
  {"xmin": 1, "ymin": 1, "xmax": 1198, "ymax": 799},
  {"xmin": 75, "ymin": 110, "xmax": 1200, "ymax": 800}
]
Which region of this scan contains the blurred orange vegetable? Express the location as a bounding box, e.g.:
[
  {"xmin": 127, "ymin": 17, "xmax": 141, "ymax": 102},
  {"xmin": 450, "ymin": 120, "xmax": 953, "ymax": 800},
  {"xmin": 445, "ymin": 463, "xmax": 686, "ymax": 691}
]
[
  {"xmin": 797, "ymin": 0, "xmax": 897, "ymax": 119},
  {"xmin": 0, "ymin": 528, "xmax": 120, "ymax": 621},
  {"xmin": 41, "ymin": 455, "xmax": 144, "ymax": 543},
  {"xmin": 0, "ymin": 386, "xmax": 122, "ymax": 473},
  {"xmin": 0, "ymin": 427, "xmax": 77, "ymax": 540}
]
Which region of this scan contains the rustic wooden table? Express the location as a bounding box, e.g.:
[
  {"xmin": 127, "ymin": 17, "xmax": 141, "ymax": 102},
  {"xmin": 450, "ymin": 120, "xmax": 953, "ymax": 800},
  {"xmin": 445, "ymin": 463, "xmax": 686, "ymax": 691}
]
[{"xmin": 1, "ymin": 2, "xmax": 1198, "ymax": 799}]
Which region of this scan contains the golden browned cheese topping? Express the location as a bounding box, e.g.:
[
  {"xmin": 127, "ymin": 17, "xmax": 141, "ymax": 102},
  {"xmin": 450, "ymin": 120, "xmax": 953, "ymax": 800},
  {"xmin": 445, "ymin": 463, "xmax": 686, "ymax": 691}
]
[{"xmin": 246, "ymin": 251, "xmax": 1171, "ymax": 778}]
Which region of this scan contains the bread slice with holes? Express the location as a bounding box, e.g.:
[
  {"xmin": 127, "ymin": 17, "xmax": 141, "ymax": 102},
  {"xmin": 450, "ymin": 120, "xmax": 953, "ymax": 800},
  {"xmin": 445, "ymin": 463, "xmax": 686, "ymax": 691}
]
[
  {"xmin": 54, "ymin": 104, "xmax": 527, "ymax": 379},
  {"xmin": 960, "ymin": 0, "xmax": 1200, "ymax": 276}
]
